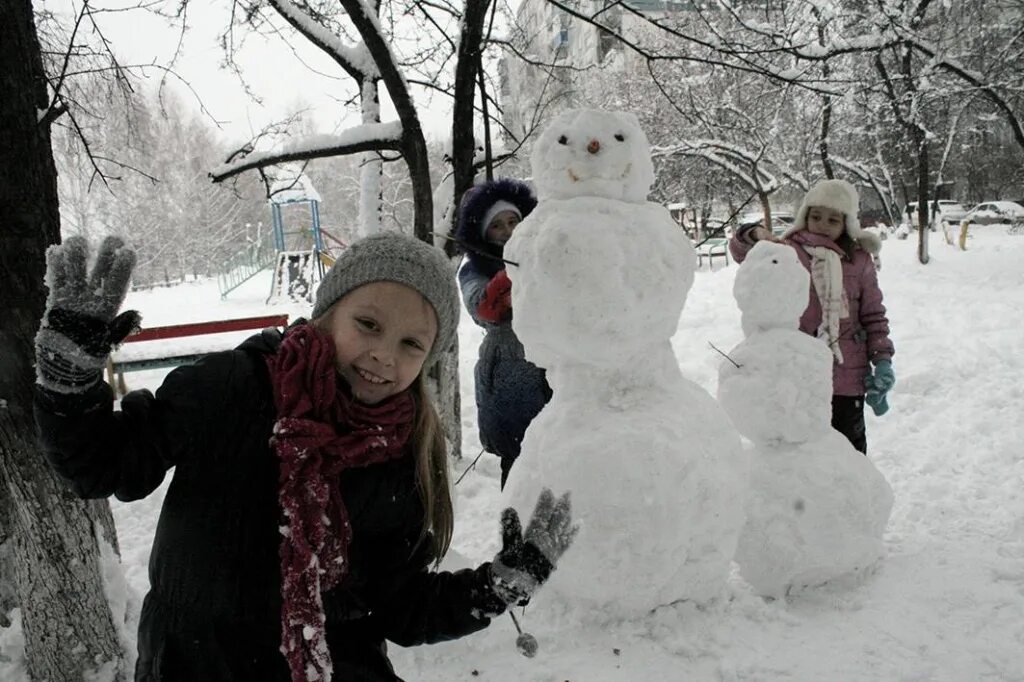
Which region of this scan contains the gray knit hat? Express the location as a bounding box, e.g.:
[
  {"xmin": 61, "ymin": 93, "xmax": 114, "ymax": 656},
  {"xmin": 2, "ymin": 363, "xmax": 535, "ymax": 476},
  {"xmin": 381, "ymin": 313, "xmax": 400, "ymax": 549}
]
[{"xmin": 312, "ymin": 231, "xmax": 459, "ymax": 363}]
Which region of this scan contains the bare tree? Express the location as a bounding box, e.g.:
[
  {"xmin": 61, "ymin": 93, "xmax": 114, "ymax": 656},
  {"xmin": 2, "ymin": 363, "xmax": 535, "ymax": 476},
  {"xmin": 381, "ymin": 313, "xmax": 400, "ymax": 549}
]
[
  {"xmin": 205, "ymin": 0, "xmax": 529, "ymax": 459},
  {"xmin": 522, "ymin": 0, "xmax": 1024, "ymax": 261},
  {"xmin": 0, "ymin": 0, "xmax": 128, "ymax": 678}
]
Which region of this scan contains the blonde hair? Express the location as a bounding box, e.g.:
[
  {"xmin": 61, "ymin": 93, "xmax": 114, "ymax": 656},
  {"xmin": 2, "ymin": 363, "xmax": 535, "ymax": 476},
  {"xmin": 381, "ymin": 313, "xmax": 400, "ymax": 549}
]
[
  {"xmin": 411, "ymin": 374, "xmax": 454, "ymax": 561},
  {"xmin": 311, "ymin": 308, "xmax": 454, "ymax": 562}
]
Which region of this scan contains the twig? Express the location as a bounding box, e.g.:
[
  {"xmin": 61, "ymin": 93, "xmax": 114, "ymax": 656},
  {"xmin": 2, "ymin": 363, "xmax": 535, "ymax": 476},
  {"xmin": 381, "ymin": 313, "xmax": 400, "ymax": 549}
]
[
  {"xmin": 692, "ymin": 190, "xmax": 758, "ymax": 249},
  {"xmin": 508, "ymin": 609, "xmax": 524, "ymax": 634},
  {"xmin": 430, "ymin": 232, "xmax": 520, "ymax": 267},
  {"xmin": 708, "ymin": 342, "xmax": 742, "ymax": 369},
  {"xmin": 454, "ymin": 447, "xmax": 486, "ymax": 486}
]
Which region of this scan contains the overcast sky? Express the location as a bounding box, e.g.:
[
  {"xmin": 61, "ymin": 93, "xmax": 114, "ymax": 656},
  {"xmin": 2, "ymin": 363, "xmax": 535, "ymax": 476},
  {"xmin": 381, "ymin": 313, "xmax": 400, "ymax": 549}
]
[{"xmin": 51, "ymin": 0, "xmax": 459, "ymax": 145}]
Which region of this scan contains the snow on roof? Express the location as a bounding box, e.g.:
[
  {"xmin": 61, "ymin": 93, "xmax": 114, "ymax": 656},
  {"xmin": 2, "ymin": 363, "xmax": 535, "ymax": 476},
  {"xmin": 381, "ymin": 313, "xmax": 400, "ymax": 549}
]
[{"xmin": 269, "ymin": 172, "xmax": 322, "ymax": 205}]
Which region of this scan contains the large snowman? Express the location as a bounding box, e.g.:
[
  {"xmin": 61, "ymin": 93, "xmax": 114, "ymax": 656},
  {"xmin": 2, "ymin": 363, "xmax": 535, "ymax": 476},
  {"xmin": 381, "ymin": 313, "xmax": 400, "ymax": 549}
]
[
  {"xmin": 718, "ymin": 241, "xmax": 894, "ymax": 598},
  {"xmin": 501, "ymin": 108, "xmax": 748, "ymax": 620}
]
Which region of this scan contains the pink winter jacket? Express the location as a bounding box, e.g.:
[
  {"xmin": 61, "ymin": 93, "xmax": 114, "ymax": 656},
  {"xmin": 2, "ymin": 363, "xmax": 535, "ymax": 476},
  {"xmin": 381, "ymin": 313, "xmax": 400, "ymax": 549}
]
[{"xmin": 729, "ymin": 229, "xmax": 895, "ymax": 396}]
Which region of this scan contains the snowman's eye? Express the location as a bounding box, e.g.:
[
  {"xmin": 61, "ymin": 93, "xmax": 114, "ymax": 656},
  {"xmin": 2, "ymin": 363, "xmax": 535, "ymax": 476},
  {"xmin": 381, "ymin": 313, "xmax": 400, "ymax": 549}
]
[
  {"xmin": 558, "ymin": 135, "xmax": 568, "ymax": 145},
  {"xmin": 771, "ymin": 259, "xmax": 778, "ymax": 264},
  {"xmin": 614, "ymin": 133, "xmax": 625, "ymax": 142}
]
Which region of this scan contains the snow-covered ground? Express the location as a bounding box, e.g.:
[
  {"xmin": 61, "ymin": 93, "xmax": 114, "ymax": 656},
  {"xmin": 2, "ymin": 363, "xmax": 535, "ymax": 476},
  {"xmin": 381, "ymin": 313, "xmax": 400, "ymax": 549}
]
[{"xmin": 3, "ymin": 228, "xmax": 1024, "ymax": 681}]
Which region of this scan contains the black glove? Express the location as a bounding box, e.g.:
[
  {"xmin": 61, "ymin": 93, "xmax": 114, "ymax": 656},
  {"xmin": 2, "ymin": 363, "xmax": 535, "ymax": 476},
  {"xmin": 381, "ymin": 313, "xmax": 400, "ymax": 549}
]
[
  {"xmin": 35, "ymin": 236, "xmax": 141, "ymax": 394},
  {"xmin": 490, "ymin": 488, "xmax": 577, "ymax": 606}
]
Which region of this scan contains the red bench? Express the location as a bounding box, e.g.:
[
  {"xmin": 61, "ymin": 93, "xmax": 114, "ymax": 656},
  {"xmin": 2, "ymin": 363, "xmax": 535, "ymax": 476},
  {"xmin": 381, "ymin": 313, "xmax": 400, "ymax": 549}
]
[{"xmin": 107, "ymin": 314, "xmax": 289, "ymax": 396}]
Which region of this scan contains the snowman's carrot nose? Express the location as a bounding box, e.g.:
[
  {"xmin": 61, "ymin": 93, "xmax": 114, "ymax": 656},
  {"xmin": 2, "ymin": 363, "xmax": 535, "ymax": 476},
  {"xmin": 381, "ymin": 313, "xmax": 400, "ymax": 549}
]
[{"xmin": 587, "ymin": 139, "xmax": 601, "ymax": 154}]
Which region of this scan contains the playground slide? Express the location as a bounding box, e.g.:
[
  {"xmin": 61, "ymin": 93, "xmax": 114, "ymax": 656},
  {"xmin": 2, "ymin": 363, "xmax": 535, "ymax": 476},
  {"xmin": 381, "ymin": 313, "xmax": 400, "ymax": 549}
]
[{"xmin": 267, "ymin": 250, "xmax": 318, "ymax": 304}]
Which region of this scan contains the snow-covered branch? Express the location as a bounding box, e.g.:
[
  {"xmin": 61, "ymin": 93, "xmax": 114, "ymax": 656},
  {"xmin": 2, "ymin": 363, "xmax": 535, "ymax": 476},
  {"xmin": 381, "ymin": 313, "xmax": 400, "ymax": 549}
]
[
  {"xmin": 652, "ymin": 139, "xmax": 779, "ymax": 195},
  {"xmin": 541, "ymin": 0, "xmax": 840, "ymax": 93},
  {"xmin": 210, "ymin": 122, "xmax": 404, "ymax": 183},
  {"xmin": 905, "ymin": 35, "xmax": 1024, "ymax": 151},
  {"xmin": 267, "ymin": 0, "xmax": 379, "ymax": 80}
]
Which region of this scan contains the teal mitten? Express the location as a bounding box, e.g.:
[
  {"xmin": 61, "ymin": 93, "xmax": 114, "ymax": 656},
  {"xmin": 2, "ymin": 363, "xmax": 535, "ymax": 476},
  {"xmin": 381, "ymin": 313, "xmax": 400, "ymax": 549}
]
[{"xmin": 864, "ymin": 360, "xmax": 895, "ymax": 416}]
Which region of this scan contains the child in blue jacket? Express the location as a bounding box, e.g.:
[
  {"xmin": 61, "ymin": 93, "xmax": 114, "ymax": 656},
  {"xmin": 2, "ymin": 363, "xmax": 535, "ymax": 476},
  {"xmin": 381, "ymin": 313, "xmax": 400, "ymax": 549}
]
[{"xmin": 456, "ymin": 179, "xmax": 552, "ymax": 487}]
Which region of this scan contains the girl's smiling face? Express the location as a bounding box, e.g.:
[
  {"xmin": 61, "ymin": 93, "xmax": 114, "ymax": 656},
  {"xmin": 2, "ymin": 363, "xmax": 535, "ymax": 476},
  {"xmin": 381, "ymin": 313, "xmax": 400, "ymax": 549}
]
[
  {"xmin": 322, "ymin": 282, "xmax": 438, "ymax": 404},
  {"xmin": 805, "ymin": 206, "xmax": 846, "ymax": 241}
]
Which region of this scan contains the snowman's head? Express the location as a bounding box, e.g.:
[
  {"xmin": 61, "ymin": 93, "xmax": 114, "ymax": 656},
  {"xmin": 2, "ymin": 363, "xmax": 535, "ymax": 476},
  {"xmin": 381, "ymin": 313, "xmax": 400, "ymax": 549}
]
[
  {"xmin": 733, "ymin": 241, "xmax": 809, "ymax": 336},
  {"xmin": 530, "ymin": 109, "xmax": 655, "ymax": 203}
]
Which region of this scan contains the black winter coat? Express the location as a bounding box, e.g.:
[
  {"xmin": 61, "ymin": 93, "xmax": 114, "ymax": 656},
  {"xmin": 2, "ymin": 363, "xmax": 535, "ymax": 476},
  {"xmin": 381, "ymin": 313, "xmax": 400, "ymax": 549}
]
[
  {"xmin": 34, "ymin": 329, "xmax": 504, "ymax": 681},
  {"xmin": 458, "ymin": 260, "xmax": 552, "ymax": 476}
]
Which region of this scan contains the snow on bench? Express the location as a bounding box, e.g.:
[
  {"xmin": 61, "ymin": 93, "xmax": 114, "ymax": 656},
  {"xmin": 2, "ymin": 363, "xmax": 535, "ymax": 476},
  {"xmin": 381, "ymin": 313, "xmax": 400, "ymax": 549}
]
[{"xmin": 107, "ymin": 314, "xmax": 289, "ymax": 396}]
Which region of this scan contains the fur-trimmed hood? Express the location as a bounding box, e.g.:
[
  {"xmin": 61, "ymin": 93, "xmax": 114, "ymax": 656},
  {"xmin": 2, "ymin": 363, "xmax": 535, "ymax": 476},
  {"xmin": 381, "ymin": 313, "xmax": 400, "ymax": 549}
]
[{"xmin": 456, "ymin": 178, "xmax": 537, "ymax": 277}]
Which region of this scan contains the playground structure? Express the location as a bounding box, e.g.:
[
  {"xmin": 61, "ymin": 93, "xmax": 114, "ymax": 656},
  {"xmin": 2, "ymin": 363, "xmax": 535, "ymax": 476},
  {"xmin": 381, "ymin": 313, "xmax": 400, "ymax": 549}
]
[{"xmin": 217, "ymin": 171, "xmax": 347, "ymax": 301}]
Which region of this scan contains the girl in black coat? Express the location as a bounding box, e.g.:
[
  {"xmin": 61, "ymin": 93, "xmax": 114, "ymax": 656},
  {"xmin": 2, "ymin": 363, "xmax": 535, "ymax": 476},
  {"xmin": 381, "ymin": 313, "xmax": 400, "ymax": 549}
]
[{"xmin": 33, "ymin": 232, "xmax": 576, "ymax": 682}]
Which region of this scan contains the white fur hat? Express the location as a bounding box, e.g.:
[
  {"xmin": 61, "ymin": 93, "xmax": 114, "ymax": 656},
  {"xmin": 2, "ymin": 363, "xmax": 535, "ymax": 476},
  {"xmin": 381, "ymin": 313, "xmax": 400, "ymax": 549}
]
[
  {"xmin": 480, "ymin": 200, "xmax": 522, "ymax": 239},
  {"xmin": 783, "ymin": 179, "xmax": 880, "ymax": 254}
]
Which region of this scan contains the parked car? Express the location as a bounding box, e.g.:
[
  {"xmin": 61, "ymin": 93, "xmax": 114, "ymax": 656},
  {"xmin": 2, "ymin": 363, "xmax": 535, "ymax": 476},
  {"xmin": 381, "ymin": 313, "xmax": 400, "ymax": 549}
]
[
  {"xmin": 736, "ymin": 210, "xmax": 795, "ymax": 237},
  {"xmin": 904, "ymin": 200, "xmax": 969, "ymax": 224},
  {"xmin": 963, "ymin": 201, "xmax": 1024, "ymax": 226}
]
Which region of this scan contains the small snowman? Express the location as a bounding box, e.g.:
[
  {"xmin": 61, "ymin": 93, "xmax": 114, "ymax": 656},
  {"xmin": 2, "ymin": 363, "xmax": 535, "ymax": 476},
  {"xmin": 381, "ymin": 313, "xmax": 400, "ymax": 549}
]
[
  {"xmin": 718, "ymin": 241, "xmax": 894, "ymax": 598},
  {"xmin": 501, "ymin": 108, "xmax": 748, "ymax": 620}
]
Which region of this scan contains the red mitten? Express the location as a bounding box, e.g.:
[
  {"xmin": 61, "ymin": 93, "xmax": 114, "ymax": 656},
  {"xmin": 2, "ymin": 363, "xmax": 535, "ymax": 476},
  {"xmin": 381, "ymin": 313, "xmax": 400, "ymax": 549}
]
[{"xmin": 477, "ymin": 270, "xmax": 513, "ymax": 323}]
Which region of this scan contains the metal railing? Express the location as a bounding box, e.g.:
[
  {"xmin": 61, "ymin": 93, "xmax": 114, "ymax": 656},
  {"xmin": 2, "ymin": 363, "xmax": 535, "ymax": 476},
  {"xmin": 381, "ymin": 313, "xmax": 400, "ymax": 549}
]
[{"xmin": 217, "ymin": 232, "xmax": 277, "ymax": 298}]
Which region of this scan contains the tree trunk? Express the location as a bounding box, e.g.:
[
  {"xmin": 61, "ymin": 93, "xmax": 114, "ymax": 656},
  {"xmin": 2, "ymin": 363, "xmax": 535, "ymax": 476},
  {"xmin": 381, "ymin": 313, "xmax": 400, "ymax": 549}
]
[
  {"xmin": 358, "ymin": 77, "xmax": 384, "ymax": 238},
  {"xmin": 816, "ymin": 17, "xmax": 834, "ymax": 180},
  {"xmin": 424, "ymin": 0, "xmax": 492, "ymax": 459},
  {"xmin": 0, "ymin": 490, "xmax": 14, "ymax": 629},
  {"xmin": 819, "ymin": 95, "xmax": 834, "ymax": 180},
  {"xmin": 915, "ymin": 131, "xmax": 930, "ymax": 265},
  {"xmin": 0, "ymin": 0, "xmax": 126, "ymax": 678},
  {"xmin": 758, "ymin": 191, "xmax": 772, "ymax": 228},
  {"xmin": 446, "ymin": 0, "xmax": 492, "ymax": 256}
]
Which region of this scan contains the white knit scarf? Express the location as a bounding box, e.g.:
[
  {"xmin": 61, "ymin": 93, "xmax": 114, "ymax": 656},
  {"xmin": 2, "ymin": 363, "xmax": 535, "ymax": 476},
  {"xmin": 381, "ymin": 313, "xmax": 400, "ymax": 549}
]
[{"xmin": 802, "ymin": 244, "xmax": 849, "ymax": 363}]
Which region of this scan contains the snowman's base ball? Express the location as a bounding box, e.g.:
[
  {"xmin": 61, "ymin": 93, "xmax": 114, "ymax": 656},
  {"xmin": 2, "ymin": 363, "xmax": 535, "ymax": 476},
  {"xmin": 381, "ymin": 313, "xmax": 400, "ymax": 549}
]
[{"xmin": 516, "ymin": 632, "xmax": 539, "ymax": 658}]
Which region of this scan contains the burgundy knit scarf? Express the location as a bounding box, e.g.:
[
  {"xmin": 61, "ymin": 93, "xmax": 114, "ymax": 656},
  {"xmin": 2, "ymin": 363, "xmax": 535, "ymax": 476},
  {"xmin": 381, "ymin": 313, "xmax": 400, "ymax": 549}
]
[{"xmin": 265, "ymin": 323, "xmax": 415, "ymax": 682}]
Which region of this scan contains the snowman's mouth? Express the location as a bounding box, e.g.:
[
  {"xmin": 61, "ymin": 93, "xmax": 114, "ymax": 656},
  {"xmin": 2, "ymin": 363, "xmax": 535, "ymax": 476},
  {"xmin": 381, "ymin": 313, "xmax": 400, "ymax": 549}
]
[{"xmin": 566, "ymin": 163, "xmax": 632, "ymax": 184}]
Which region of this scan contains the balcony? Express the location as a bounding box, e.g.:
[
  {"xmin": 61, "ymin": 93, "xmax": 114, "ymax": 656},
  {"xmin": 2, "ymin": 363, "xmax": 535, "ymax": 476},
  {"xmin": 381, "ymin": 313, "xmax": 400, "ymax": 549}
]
[{"xmin": 552, "ymin": 28, "xmax": 569, "ymax": 50}]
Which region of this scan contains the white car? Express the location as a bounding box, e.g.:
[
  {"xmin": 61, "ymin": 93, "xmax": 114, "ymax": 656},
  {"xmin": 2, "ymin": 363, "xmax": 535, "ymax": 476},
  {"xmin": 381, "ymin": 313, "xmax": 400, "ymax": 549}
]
[
  {"xmin": 963, "ymin": 201, "xmax": 1024, "ymax": 226},
  {"xmin": 904, "ymin": 200, "xmax": 969, "ymax": 224}
]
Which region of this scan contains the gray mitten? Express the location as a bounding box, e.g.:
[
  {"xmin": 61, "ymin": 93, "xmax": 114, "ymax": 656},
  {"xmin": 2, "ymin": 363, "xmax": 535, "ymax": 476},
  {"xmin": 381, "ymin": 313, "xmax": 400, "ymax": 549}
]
[
  {"xmin": 490, "ymin": 488, "xmax": 577, "ymax": 606},
  {"xmin": 35, "ymin": 236, "xmax": 140, "ymax": 394}
]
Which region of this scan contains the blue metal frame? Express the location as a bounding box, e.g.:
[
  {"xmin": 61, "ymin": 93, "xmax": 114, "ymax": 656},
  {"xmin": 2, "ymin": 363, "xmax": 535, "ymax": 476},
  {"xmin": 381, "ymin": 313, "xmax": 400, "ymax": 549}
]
[
  {"xmin": 270, "ymin": 197, "xmax": 322, "ymax": 256},
  {"xmin": 218, "ymin": 175, "xmax": 327, "ymax": 299},
  {"xmin": 267, "ymin": 192, "xmax": 326, "ymax": 299}
]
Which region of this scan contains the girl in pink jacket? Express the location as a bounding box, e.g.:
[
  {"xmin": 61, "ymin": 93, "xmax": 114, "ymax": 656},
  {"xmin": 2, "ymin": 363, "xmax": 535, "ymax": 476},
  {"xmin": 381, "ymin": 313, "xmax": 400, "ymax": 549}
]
[{"xmin": 729, "ymin": 179, "xmax": 895, "ymax": 454}]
